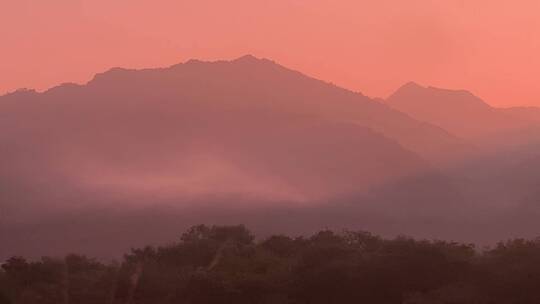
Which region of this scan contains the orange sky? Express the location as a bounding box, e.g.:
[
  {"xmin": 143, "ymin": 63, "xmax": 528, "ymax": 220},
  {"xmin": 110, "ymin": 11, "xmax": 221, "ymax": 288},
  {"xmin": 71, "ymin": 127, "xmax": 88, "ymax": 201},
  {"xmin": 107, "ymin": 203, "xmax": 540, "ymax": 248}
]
[{"xmin": 1, "ymin": 0, "xmax": 539, "ymax": 107}]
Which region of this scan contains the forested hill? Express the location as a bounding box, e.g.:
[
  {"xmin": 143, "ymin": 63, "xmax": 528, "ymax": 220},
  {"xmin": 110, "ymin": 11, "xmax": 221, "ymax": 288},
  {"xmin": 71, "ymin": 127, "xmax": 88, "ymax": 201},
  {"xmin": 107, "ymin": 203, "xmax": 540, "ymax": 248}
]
[{"xmin": 2, "ymin": 225, "xmax": 540, "ymax": 304}]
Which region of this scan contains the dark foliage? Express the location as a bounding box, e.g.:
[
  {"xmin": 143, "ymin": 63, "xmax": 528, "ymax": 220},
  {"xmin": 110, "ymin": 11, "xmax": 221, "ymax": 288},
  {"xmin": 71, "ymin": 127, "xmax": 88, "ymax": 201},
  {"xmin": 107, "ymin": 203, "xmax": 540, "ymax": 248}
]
[{"xmin": 2, "ymin": 224, "xmax": 540, "ymax": 303}]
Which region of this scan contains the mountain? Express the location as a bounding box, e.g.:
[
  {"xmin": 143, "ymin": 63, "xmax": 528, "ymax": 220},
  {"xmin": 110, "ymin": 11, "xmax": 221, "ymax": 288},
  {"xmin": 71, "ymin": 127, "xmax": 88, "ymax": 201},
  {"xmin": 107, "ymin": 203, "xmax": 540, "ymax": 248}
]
[
  {"xmin": 501, "ymin": 106, "xmax": 540, "ymax": 124},
  {"xmin": 386, "ymin": 82, "xmax": 538, "ymax": 142},
  {"xmin": 87, "ymin": 56, "xmax": 469, "ymax": 162},
  {"xmin": 0, "ymin": 55, "xmax": 468, "ymax": 212},
  {"xmin": 0, "ymin": 55, "xmax": 475, "ymax": 258},
  {"xmin": 385, "ymin": 82, "xmax": 540, "ymax": 225},
  {"xmin": 5, "ymin": 56, "xmax": 540, "ymax": 259}
]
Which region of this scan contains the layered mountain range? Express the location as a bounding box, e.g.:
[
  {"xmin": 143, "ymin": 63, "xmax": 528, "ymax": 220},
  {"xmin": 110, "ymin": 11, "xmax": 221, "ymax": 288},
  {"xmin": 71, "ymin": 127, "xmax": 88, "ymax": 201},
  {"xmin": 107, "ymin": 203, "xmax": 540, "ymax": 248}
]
[{"xmin": 2, "ymin": 56, "xmax": 539, "ymax": 258}]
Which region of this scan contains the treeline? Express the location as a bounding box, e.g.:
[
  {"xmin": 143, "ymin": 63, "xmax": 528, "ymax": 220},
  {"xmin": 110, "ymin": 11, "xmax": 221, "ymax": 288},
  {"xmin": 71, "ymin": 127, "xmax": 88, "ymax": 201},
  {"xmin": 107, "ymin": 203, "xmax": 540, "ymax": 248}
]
[{"xmin": 2, "ymin": 225, "xmax": 540, "ymax": 304}]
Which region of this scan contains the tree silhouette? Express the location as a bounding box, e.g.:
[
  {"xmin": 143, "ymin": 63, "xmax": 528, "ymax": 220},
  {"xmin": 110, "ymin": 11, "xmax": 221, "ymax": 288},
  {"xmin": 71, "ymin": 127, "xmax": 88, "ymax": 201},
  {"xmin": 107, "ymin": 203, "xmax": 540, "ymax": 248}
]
[{"xmin": 3, "ymin": 225, "xmax": 540, "ymax": 303}]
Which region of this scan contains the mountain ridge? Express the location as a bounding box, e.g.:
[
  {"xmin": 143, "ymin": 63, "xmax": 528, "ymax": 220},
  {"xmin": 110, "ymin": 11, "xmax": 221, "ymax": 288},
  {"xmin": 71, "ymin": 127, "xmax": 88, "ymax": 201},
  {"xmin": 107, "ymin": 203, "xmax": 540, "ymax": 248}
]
[
  {"xmin": 386, "ymin": 81, "xmax": 540, "ymax": 141},
  {"xmin": 3, "ymin": 55, "xmax": 540, "ymax": 259},
  {"xmin": 1, "ymin": 55, "xmax": 462, "ymax": 207},
  {"xmin": 2, "ymin": 55, "xmax": 470, "ymax": 165}
]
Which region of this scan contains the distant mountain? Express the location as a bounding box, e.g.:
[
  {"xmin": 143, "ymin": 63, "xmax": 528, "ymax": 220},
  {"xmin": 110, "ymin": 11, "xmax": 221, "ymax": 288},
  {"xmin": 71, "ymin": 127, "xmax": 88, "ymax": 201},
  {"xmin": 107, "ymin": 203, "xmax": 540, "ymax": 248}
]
[
  {"xmin": 4, "ymin": 56, "xmax": 540, "ymax": 259},
  {"xmin": 386, "ymin": 82, "xmax": 538, "ymax": 141},
  {"xmin": 0, "ymin": 55, "xmax": 467, "ymax": 212},
  {"xmin": 0, "ymin": 56, "xmax": 475, "ymax": 258},
  {"xmin": 497, "ymin": 106, "xmax": 540, "ymax": 148},
  {"xmin": 385, "ymin": 82, "xmax": 540, "ymax": 213},
  {"xmin": 86, "ymin": 56, "xmax": 469, "ymax": 163},
  {"xmin": 501, "ymin": 106, "xmax": 540, "ymax": 124}
]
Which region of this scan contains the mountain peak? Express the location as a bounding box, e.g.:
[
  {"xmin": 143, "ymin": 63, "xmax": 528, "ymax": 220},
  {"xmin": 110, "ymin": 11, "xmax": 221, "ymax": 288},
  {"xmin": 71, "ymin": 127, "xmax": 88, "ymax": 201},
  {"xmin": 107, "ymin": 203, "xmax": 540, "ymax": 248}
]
[
  {"xmin": 389, "ymin": 82, "xmax": 488, "ymax": 107},
  {"xmin": 388, "ymin": 82, "xmax": 424, "ymax": 99},
  {"xmin": 0, "ymin": 88, "xmax": 38, "ymax": 100},
  {"xmin": 234, "ymin": 54, "xmax": 260, "ymax": 62},
  {"xmin": 232, "ymin": 54, "xmax": 278, "ymax": 66},
  {"xmin": 172, "ymin": 55, "xmax": 272, "ymax": 69},
  {"xmin": 386, "ymin": 81, "xmax": 524, "ymax": 139},
  {"xmin": 401, "ymin": 81, "xmax": 424, "ymax": 90}
]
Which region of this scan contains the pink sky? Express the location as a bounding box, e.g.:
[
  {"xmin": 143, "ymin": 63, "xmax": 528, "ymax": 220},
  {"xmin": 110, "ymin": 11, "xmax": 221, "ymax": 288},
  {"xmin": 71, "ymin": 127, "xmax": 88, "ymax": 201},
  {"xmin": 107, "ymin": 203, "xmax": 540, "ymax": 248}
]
[{"xmin": 1, "ymin": 0, "xmax": 539, "ymax": 107}]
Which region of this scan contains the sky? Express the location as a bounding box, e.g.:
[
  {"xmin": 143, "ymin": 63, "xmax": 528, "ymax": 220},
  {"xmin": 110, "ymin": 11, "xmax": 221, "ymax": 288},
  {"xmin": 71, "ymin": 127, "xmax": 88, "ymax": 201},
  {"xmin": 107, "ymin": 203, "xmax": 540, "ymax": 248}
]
[{"xmin": 1, "ymin": 0, "xmax": 539, "ymax": 107}]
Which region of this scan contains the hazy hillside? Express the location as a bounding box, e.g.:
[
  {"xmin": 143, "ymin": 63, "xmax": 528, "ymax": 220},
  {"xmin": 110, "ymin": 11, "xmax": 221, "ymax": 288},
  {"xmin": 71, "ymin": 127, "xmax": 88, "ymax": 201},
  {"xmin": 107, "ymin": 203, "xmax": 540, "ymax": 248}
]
[
  {"xmin": 0, "ymin": 56, "xmax": 467, "ymax": 209},
  {"xmin": 386, "ymin": 81, "xmax": 540, "ymax": 220},
  {"xmin": 0, "ymin": 56, "xmax": 471, "ymax": 258},
  {"xmin": 1, "ymin": 56, "xmax": 538, "ymax": 259},
  {"xmin": 386, "ymin": 82, "xmax": 539, "ymax": 141}
]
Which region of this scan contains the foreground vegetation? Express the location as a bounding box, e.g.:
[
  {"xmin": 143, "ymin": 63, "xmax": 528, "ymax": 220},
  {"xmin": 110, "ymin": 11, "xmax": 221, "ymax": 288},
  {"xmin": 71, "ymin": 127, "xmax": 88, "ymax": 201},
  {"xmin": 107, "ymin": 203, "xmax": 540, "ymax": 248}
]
[{"xmin": 2, "ymin": 225, "xmax": 540, "ymax": 304}]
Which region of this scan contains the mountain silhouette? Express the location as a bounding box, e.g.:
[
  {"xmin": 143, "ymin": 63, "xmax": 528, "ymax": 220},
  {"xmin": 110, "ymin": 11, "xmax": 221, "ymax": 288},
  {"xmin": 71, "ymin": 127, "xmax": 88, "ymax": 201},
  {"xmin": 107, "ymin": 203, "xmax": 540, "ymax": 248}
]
[
  {"xmin": 501, "ymin": 106, "xmax": 540, "ymax": 124},
  {"xmin": 386, "ymin": 82, "xmax": 540, "ymax": 141},
  {"xmin": 1, "ymin": 55, "xmax": 477, "ymax": 258},
  {"xmin": 1, "ymin": 55, "xmax": 467, "ymax": 211},
  {"xmin": 2, "ymin": 56, "xmax": 539, "ymax": 259}
]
